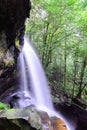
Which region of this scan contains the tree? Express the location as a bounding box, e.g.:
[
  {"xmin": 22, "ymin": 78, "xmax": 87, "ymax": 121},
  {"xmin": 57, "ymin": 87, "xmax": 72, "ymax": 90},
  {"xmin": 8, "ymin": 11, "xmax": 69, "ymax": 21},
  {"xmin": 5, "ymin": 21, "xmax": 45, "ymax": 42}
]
[{"xmin": 26, "ymin": 0, "xmax": 87, "ymax": 104}]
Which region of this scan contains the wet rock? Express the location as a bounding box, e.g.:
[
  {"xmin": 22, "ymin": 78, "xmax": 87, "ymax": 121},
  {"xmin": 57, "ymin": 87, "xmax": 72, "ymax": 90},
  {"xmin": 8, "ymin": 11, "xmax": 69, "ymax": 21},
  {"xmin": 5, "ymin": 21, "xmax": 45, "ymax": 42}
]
[
  {"xmin": 51, "ymin": 117, "xmax": 67, "ymax": 130},
  {"xmin": 54, "ymin": 103, "xmax": 87, "ymax": 130},
  {"xmin": 0, "ymin": 107, "xmax": 42, "ymax": 129},
  {"xmin": 38, "ymin": 111, "xmax": 53, "ymax": 130},
  {"xmin": 0, "ymin": 106, "xmax": 68, "ymax": 130},
  {"xmin": 0, "ymin": 0, "xmax": 31, "ymax": 60}
]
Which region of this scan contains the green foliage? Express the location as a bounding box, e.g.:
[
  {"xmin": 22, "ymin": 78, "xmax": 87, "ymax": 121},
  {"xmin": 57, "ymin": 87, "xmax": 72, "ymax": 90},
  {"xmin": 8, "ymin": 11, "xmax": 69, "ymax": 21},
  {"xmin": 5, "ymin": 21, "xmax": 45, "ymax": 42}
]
[
  {"xmin": 26, "ymin": 0, "xmax": 87, "ymax": 104},
  {"xmin": 0, "ymin": 102, "xmax": 8, "ymax": 111}
]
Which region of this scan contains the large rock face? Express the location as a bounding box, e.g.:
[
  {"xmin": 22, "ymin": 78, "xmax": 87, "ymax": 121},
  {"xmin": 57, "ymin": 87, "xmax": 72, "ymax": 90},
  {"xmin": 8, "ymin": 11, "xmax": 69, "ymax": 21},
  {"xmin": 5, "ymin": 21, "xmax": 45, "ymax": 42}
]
[
  {"xmin": 0, "ymin": 0, "xmax": 31, "ymax": 95},
  {"xmin": 0, "ymin": 0, "xmax": 31, "ymax": 60}
]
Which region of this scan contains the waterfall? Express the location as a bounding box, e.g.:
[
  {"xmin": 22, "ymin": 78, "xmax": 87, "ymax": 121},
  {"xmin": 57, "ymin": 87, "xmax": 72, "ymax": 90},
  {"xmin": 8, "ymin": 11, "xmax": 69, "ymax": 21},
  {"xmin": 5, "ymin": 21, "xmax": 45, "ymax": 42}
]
[
  {"xmin": 17, "ymin": 38, "xmax": 57, "ymax": 115},
  {"xmin": 17, "ymin": 38, "xmax": 75, "ymax": 130}
]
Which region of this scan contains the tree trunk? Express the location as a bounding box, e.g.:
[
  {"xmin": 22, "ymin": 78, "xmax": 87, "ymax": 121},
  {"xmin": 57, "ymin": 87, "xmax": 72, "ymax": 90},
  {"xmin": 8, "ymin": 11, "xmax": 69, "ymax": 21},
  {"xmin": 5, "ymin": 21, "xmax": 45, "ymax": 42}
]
[
  {"xmin": 77, "ymin": 55, "xmax": 87, "ymax": 99},
  {"xmin": 63, "ymin": 32, "xmax": 67, "ymax": 90}
]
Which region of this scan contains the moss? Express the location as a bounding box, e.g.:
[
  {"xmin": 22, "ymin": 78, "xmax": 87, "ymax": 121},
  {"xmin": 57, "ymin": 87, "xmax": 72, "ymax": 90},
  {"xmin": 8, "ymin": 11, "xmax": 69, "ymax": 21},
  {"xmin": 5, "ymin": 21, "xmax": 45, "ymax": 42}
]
[{"xmin": 0, "ymin": 102, "xmax": 9, "ymax": 111}]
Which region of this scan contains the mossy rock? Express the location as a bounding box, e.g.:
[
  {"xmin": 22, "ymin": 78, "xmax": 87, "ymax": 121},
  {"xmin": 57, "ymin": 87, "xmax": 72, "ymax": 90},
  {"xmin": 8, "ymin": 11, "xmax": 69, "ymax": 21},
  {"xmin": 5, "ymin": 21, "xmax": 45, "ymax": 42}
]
[{"xmin": 0, "ymin": 107, "xmax": 42, "ymax": 130}]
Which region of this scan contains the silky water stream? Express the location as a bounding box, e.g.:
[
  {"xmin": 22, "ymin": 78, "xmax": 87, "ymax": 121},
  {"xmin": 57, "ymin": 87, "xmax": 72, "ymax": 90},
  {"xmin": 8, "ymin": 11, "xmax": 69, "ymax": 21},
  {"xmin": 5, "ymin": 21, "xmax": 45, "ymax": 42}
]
[{"xmin": 17, "ymin": 38, "xmax": 74, "ymax": 130}]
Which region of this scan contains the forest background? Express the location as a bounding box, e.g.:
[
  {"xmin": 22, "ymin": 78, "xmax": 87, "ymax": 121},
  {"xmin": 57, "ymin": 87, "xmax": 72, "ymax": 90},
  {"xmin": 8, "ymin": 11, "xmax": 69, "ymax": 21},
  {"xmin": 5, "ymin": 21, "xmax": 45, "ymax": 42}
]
[
  {"xmin": 25, "ymin": 0, "xmax": 87, "ymax": 106},
  {"xmin": 0, "ymin": 0, "xmax": 87, "ymax": 108}
]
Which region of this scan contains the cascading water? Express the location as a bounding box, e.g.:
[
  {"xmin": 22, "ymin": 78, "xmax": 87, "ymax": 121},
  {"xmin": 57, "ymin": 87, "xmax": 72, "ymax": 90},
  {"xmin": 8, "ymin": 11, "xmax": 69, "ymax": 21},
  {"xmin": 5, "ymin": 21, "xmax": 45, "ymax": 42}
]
[
  {"xmin": 18, "ymin": 38, "xmax": 55, "ymax": 113},
  {"xmin": 17, "ymin": 38, "xmax": 74, "ymax": 130}
]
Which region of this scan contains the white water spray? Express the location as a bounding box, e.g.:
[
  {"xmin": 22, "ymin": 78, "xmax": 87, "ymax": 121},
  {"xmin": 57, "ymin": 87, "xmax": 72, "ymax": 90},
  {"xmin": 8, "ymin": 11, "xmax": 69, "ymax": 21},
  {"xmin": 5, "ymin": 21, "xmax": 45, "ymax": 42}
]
[
  {"xmin": 19, "ymin": 53, "xmax": 28, "ymax": 91},
  {"xmin": 17, "ymin": 38, "xmax": 74, "ymax": 130},
  {"xmin": 23, "ymin": 40, "xmax": 53, "ymax": 107}
]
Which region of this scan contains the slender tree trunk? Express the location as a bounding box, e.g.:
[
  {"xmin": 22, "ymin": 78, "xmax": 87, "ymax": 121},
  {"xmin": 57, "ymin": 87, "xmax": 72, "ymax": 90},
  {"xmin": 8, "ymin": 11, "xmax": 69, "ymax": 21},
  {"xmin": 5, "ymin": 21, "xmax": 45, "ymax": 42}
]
[
  {"xmin": 42, "ymin": 22, "xmax": 49, "ymax": 67},
  {"xmin": 64, "ymin": 32, "xmax": 67, "ymax": 90},
  {"xmin": 71, "ymin": 60, "xmax": 77, "ymax": 103},
  {"xmin": 77, "ymin": 55, "xmax": 87, "ymax": 99}
]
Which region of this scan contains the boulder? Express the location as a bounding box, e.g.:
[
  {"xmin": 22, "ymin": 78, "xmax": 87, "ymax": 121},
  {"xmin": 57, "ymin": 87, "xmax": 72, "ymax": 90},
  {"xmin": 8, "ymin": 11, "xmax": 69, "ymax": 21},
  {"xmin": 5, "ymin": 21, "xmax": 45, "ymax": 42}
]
[{"xmin": 0, "ymin": 106, "xmax": 68, "ymax": 130}]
